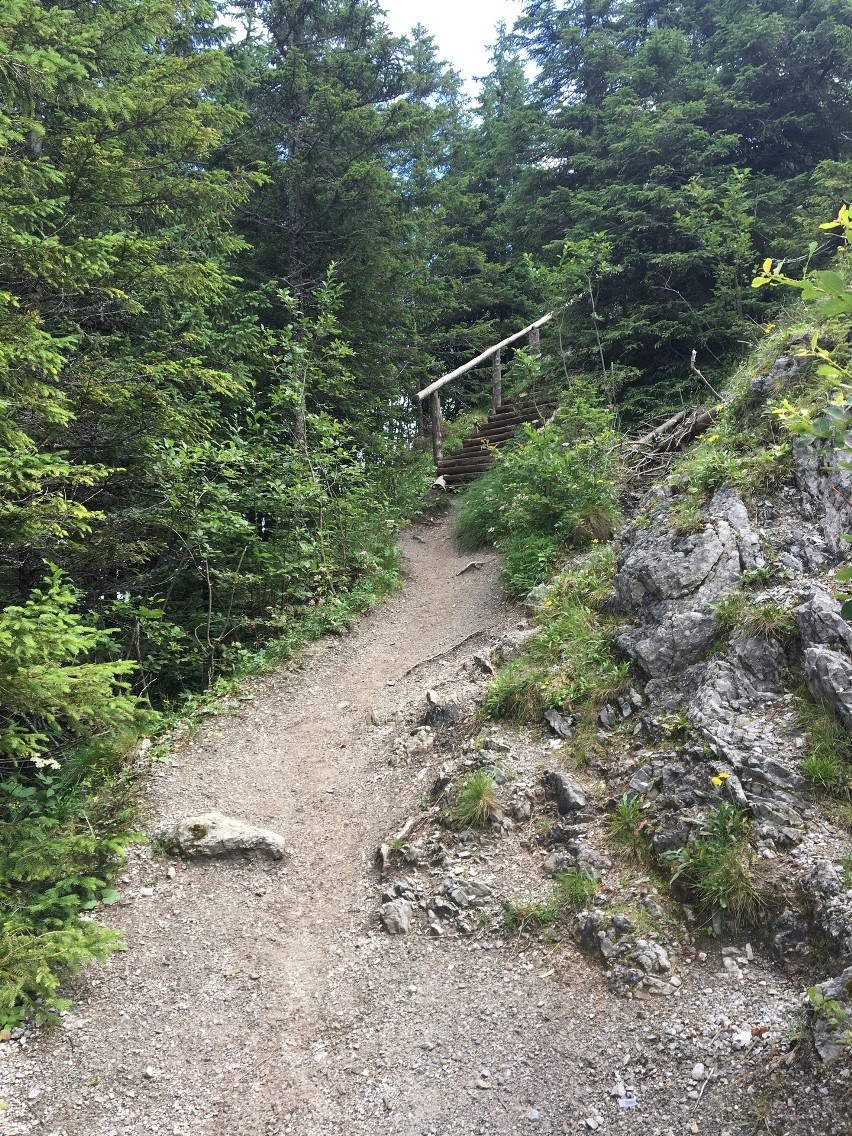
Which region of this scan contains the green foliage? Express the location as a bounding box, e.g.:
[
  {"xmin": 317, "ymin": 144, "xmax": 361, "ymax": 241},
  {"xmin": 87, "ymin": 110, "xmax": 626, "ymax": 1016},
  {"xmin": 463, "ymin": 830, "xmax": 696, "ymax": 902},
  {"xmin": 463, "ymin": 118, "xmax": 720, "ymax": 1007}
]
[
  {"xmin": 610, "ymin": 794, "xmax": 651, "ymax": 858},
  {"xmin": 503, "ymin": 897, "xmax": 558, "ymax": 932},
  {"xmin": 0, "ymin": 569, "xmax": 143, "ymax": 770},
  {"xmin": 807, "ymin": 987, "xmax": 850, "ymax": 1045},
  {"xmin": 447, "ymin": 770, "xmax": 500, "ymax": 829},
  {"xmin": 0, "ymin": 734, "xmax": 140, "ymax": 1027},
  {"xmin": 513, "ymin": 0, "xmax": 852, "ymax": 419},
  {"xmin": 454, "ymin": 387, "xmax": 620, "ymax": 597},
  {"xmin": 713, "ymin": 591, "xmax": 797, "ymax": 641},
  {"xmin": 554, "ymin": 869, "xmax": 598, "ymax": 910},
  {"xmin": 665, "ymin": 803, "xmax": 766, "ymax": 928},
  {"xmin": 0, "ymin": 922, "xmax": 123, "ymax": 1030},
  {"xmin": 484, "ymin": 547, "xmax": 629, "ymax": 723},
  {"xmin": 797, "ymin": 698, "xmax": 852, "ymax": 797}
]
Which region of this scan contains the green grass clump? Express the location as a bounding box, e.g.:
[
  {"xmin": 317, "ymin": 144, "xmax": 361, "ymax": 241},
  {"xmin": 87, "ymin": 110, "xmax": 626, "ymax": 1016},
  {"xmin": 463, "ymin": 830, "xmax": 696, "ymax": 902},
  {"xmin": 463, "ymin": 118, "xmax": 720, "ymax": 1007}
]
[
  {"xmin": 483, "ymin": 547, "xmax": 629, "ymax": 724},
  {"xmin": 447, "ymin": 770, "xmax": 500, "ymax": 828},
  {"xmin": 714, "ymin": 590, "xmax": 797, "ymax": 640},
  {"xmin": 555, "ymin": 869, "xmax": 599, "ymax": 909},
  {"xmin": 665, "ymin": 803, "xmax": 766, "ymax": 928},
  {"xmin": 453, "ymin": 385, "xmax": 620, "ymax": 598},
  {"xmin": 502, "ymin": 897, "xmax": 558, "ymax": 933},
  {"xmin": 668, "ymin": 497, "xmax": 705, "ymax": 536},
  {"xmin": 610, "ymin": 793, "xmax": 651, "ymax": 858},
  {"xmin": 797, "ymin": 698, "xmax": 852, "ymax": 797}
]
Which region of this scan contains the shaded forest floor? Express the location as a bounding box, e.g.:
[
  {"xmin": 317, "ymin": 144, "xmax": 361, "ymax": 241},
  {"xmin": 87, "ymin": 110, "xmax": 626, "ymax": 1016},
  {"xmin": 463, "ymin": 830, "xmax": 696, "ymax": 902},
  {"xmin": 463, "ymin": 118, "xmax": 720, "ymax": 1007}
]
[{"xmin": 0, "ymin": 513, "xmax": 846, "ymax": 1136}]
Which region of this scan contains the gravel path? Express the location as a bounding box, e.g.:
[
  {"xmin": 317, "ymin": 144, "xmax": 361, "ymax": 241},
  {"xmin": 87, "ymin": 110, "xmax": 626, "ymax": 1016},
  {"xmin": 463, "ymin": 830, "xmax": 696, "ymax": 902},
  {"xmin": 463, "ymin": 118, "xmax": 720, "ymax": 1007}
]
[{"xmin": 0, "ymin": 514, "xmax": 842, "ymax": 1136}]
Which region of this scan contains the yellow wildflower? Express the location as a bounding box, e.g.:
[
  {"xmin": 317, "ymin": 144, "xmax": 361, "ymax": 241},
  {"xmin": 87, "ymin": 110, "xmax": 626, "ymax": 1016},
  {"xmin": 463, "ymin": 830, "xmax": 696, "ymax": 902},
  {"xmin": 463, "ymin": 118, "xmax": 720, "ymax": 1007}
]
[{"xmin": 710, "ymin": 771, "xmax": 730, "ymax": 787}]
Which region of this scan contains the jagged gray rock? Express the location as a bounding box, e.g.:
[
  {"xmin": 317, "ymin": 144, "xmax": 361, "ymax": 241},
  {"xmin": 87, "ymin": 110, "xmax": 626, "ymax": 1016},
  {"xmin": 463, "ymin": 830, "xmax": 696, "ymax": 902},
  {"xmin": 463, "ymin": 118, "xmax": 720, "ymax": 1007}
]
[
  {"xmin": 155, "ymin": 811, "xmax": 287, "ymax": 860},
  {"xmin": 424, "ymin": 688, "xmax": 463, "ymax": 727},
  {"xmin": 544, "ymin": 708, "xmax": 574, "ymax": 739},
  {"xmin": 544, "ymin": 770, "xmax": 587, "ymax": 814},
  {"xmin": 803, "ymin": 646, "xmax": 852, "ymax": 731},
  {"xmin": 380, "ymin": 898, "xmax": 413, "ymax": 934},
  {"xmin": 523, "ymin": 583, "xmax": 550, "ymax": 614},
  {"xmin": 796, "ymin": 446, "xmax": 852, "ymax": 558},
  {"xmin": 809, "ymin": 966, "xmax": 852, "ymax": 1063},
  {"xmin": 494, "ymin": 628, "xmax": 536, "ymax": 664},
  {"xmin": 614, "ymin": 488, "xmax": 760, "ymax": 678},
  {"xmin": 804, "ymin": 860, "xmax": 852, "ymax": 963},
  {"xmin": 796, "ymin": 587, "xmax": 852, "ymax": 652}
]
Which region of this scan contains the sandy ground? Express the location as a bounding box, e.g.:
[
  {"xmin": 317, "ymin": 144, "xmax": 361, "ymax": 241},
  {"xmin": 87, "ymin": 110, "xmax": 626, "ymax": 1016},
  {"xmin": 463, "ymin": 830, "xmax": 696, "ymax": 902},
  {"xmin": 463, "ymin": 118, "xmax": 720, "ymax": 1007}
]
[{"xmin": 1, "ymin": 514, "xmax": 846, "ymax": 1136}]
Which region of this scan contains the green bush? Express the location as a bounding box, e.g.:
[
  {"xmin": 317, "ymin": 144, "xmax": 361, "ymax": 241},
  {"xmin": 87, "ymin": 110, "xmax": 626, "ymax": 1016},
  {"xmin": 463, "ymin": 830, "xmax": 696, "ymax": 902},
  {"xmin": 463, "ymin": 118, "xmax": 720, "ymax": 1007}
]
[
  {"xmin": 0, "ymin": 735, "xmax": 140, "ymax": 1028},
  {"xmin": 453, "ymin": 386, "xmax": 620, "ymax": 597}
]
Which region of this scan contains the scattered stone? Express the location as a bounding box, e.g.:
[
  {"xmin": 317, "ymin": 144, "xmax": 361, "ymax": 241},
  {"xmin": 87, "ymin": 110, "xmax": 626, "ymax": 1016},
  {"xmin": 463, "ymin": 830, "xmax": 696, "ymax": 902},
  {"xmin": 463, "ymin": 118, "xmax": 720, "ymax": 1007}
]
[
  {"xmin": 380, "ymin": 899, "xmax": 413, "ymax": 935},
  {"xmin": 544, "ymin": 770, "xmax": 587, "ymax": 814},
  {"xmin": 544, "ymin": 708, "xmax": 574, "ymax": 739},
  {"xmin": 154, "ymin": 812, "xmax": 287, "ymax": 860}
]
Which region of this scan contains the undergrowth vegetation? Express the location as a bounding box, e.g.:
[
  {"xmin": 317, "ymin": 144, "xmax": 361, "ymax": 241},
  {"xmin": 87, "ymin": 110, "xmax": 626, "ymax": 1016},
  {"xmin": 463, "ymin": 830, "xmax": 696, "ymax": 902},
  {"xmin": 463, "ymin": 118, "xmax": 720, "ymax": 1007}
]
[
  {"xmin": 454, "ymin": 386, "xmax": 620, "ymax": 597},
  {"xmin": 484, "ymin": 547, "xmax": 628, "ymax": 727},
  {"xmin": 664, "ymin": 803, "xmax": 768, "ymax": 928},
  {"xmin": 798, "ymin": 697, "xmax": 852, "ymax": 798}
]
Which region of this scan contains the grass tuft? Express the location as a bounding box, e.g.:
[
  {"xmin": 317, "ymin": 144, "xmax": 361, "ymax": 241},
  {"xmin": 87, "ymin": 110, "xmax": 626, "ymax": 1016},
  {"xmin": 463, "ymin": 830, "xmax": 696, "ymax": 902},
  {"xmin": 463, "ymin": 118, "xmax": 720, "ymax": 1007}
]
[
  {"xmin": 447, "ymin": 770, "xmax": 500, "ymax": 829},
  {"xmin": 610, "ymin": 793, "xmax": 651, "ymax": 858},
  {"xmin": 797, "ymin": 697, "xmax": 852, "ymax": 797}
]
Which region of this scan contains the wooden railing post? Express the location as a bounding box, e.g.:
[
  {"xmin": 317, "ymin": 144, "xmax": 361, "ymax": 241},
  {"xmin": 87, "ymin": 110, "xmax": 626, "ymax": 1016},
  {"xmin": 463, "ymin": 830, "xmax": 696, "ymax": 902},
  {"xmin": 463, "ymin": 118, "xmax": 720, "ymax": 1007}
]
[
  {"xmin": 491, "ymin": 349, "xmax": 502, "ymax": 414},
  {"xmin": 430, "ymin": 391, "xmax": 443, "ymax": 464},
  {"xmin": 528, "ymin": 325, "xmax": 541, "ymax": 354}
]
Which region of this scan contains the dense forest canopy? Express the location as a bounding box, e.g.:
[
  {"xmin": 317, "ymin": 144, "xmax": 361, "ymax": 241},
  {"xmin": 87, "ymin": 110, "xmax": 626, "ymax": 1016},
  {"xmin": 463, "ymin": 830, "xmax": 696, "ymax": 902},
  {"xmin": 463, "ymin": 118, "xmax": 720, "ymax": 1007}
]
[
  {"xmin": 1, "ymin": 0, "xmax": 851, "ymax": 1026},
  {"xmin": 1, "ymin": 0, "xmax": 851, "ymax": 744}
]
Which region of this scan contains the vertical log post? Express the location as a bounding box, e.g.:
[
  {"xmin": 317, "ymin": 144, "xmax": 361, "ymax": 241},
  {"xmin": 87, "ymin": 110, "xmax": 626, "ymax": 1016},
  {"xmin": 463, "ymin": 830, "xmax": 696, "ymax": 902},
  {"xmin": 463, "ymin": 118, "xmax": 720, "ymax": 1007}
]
[
  {"xmin": 430, "ymin": 391, "xmax": 443, "ymax": 465},
  {"xmin": 491, "ymin": 349, "xmax": 502, "ymax": 414},
  {"xmin": 528, "ymin": 325, "xmax": 541, "ymax": 354},
  {"xmin": 416, "ymin": 396, "xmax": 425, "ymax": 438}
]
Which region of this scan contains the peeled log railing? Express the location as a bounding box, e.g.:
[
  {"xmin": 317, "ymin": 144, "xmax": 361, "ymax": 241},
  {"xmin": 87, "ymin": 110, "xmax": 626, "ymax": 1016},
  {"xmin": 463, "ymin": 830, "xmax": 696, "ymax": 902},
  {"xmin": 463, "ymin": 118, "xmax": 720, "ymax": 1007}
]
[{"xmin": 415, "ymin": 313, "xmax": 553, "ymax": 464}]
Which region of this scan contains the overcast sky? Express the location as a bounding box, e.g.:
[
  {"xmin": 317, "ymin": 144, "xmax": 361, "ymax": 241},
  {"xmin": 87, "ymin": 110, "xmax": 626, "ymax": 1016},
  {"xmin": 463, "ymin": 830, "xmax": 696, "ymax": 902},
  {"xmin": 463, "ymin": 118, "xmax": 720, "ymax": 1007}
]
[{"xmin": 380, "ymin": 0, "xmax": 525, "ymax": 89}]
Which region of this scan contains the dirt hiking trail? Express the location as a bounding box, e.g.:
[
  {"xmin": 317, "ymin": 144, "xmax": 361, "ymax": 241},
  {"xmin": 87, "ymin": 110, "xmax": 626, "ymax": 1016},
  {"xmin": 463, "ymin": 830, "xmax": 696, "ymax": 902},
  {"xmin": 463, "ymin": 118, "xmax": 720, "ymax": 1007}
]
[{"xmin": 0, "ymin": 514, "xmax": 827, "ymax": 1136}]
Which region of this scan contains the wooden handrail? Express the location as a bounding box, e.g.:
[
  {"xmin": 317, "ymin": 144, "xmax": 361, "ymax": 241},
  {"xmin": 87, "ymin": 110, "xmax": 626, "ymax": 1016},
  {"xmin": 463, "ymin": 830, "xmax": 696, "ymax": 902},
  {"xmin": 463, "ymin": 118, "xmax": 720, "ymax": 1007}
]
[{"xmin": 415, "ymin": 313, "xmax": 553, "ymax": 403}]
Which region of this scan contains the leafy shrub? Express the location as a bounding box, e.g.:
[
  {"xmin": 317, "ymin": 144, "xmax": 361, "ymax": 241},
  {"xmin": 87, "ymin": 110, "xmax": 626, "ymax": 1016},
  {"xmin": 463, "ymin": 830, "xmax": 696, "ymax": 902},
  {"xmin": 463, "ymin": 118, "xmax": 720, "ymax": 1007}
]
[
  {"xmin": 454, "ymin": 386, "xmax": 620, "ymax": 597},
  {"xmin": 0, "ymin": 736, "xmax": 139, "ymax": 1027},
  {"xmin": 0, "ymin": 568, "xmax": 143, "ymax": 771}
]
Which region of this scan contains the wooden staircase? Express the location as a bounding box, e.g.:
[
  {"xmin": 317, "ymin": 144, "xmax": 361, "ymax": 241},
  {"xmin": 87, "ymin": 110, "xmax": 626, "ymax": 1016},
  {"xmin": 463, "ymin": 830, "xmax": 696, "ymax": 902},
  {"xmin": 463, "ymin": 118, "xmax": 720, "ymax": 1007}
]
[
  {"xmin": 414, "ymin": 312, "xmax": 556, "ymax": 487},
  {"xmin": 436, "ymin": 398, "xmax": 554, "ymax": 487}
]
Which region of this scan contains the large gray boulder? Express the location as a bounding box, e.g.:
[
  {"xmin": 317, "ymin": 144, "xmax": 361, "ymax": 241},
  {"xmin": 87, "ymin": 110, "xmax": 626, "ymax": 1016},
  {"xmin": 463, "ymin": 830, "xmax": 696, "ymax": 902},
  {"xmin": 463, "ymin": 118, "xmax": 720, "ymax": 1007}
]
[
  {"xmin": 803, "ymin": 647, "xmax": 852, "ymax": 731},
  {"xmin": 614, "ymin": 487, "xmax": 761, "ymax": 678},
  {"xmin": 796, "ymin": 587, "xmax": 852, "ymax": 652},
  {"xmin": 155, "ymin": 811, "xmax": 287, "ymax": 860},
  {"xmin": 796, "ymin": 447, "xmax": 852, "ymax": 559}
]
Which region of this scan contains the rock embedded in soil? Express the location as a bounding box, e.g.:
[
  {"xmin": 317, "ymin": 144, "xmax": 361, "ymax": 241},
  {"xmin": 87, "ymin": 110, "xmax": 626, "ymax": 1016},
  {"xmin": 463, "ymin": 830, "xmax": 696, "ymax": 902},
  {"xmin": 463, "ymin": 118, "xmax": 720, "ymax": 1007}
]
[
  {"xmin": 544, "ymin": 770, "xmax": 588, "ymax": 814},
  {"xmin": 154, "ymin": 810, "xmax": 287, "ymax": 860},
  {"xmin": 380, "ymin": 898, "xmax": 413, "ymax": 934}
]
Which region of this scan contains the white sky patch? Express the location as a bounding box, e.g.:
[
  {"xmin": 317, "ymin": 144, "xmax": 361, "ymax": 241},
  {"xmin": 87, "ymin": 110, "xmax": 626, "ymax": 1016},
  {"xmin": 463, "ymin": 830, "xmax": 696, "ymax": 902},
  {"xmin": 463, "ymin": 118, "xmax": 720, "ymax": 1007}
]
[{"xmin": 380, "ymin": 0, "xmax": 525, "ymax": 91}]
